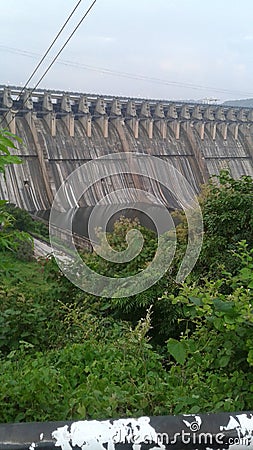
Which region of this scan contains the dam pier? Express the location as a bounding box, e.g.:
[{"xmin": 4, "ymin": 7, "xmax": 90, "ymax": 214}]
[{"xmin": 0, "ymin": 85, "xmax": 252, "ymax": 211}]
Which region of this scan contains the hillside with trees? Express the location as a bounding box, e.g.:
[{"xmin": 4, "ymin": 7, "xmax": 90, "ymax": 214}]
[{"xmin": 223, "ymin": 98, "xmax": 253, "ymax": 107}]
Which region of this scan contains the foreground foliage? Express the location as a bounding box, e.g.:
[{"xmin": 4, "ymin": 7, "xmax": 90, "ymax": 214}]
[
  {"xmin": 165, "ymin": 241, "xmax": 253, "ymax": 413},
  {"xmin": 0, "ymin": 129, "xmax": 33, "ymax": 261},
  {"xmin": 0, "ymin": 171, "xmax": 253, "ymax": 422}
]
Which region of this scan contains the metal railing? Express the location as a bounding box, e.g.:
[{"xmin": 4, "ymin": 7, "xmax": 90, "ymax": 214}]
[{"xmin": 0, "ymin": 412, "xmax": 253, "ymax": 450}]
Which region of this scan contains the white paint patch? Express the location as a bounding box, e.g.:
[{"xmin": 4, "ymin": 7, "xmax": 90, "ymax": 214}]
[
  {"xmin": 220, "ymin": 413, "xmax": 253, "ymax": 449},
  {"xmin": 29, "ymin": 443, "xmax": 36, "ymax": 450},
  {"xmin": 52, "ymin": 417, "xmax": 165, "ymax": 450},
  {"xmin": 53, "ymin": 425, "xmax": 71, "ymax": 450}
]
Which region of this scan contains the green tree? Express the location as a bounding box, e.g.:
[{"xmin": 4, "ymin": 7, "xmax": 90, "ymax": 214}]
[
  {"xmin": 0, "ymin": 129, "xmax": 22, "ymax": 174},
  {"xmin": 164, "ymin": 241, "xmax": 253, "ymax": 413},
  {"xmin": 0, "ymin": 129, "xmax": 33, "ymax": 259},
  {"xmin": 199, "ymin": 171, "xmax": 253, "ymax": 277},
  {"xmin": 174, "ymin": 171, "xmax": 253, "ymax": 279}
]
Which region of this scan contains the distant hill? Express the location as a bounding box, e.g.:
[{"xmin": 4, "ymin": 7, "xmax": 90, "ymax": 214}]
[{"xmin": 223, "ymin": 98, "xmax": 253, "ymax": 107}]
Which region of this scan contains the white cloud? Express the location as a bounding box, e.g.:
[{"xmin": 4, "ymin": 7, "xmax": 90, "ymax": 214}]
[
  {"xmin": 243, "ymin": 35, "xmax": 253, "ymax": 41},
  {"xmin": 86, "ymin": 35, "xmax": 116, "ymax": 44}
]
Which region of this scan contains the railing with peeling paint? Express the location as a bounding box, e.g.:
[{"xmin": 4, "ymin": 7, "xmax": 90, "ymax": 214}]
[{"xmin": 1, "ymin": 412, "xmax": 253, "ymax": 450}]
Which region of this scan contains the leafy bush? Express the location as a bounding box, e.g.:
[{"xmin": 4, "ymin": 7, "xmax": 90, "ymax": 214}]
[
  {"xmin": 0, "ymin": 129, "xmax": 34, "ymax": 260},
  {"xmin": 80, "ymin": 217, "xmax": 181, "ymax": 345},
  {"xmin": 0, "ymin": 164, "xmax": 253, "ymax": 422},
  {"xmin": 0, "ymin": 129, "xmax": 22, "ymax": 174},
  {"xmin": 164, "ymin": 241, "xmax": 253, "ymax": 413},
  {"xmin": 2, "ymin": 202, "xmax": 49, "ymax": 239},
  {"xmin": 0, "ymin": 217, "xmax": 34, "ymax": 262},
  {"xmin": 198, "ymin": 171, "xmax": 253, "ymax": 277},
  {"xmin": 0, "ymin": 311, "xmax": 171, "ymax": 423}
]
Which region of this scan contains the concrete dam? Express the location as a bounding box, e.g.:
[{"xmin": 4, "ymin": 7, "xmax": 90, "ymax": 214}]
[{"xmin": 0, "ymin": 86, "xmax": 252, "ymax": 212}]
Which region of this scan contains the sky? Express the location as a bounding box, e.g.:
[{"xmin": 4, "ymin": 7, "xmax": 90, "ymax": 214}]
[{"xmin": 1, "ymin": 0, "xmax": 253, "ymax": 102}]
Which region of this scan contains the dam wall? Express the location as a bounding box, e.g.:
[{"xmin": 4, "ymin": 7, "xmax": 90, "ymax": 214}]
[{"xmin": 0, "ymin": 86, "xmax": 252, "ymax": 211}]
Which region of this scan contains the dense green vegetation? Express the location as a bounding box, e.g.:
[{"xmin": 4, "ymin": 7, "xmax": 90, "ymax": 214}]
[{"xmin": 0, "ymin": 129, "xmax": 253, "ymax": 422}]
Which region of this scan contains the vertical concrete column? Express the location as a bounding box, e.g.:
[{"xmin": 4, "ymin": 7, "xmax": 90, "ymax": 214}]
[
  {"xmin": 172, "ymin": 121, "xmax": 180, "ymax": 139},
  {"xmin": 44, "ymin": 113, "xmax": 56, "ymax": 137},
  {"xmin": 110, "ymin": 98, "xmax": 122, "ymax": 117},
  {"xmin": 2, "ymin": 87, "xmax": 16, "ymax": 133},
  {"xmin": 3, "ymin": 87, "xmax": 13, "ymax": 109},
  {"xmin": 180, "ymin": 105, "xmax": 195, "ymax": 144},
  {"xmin": 166, "ymin": 104, "xmax": 179, "ymax": 139},
  {"xmin": 22, "ymin": 89, "xmax": 34, "ymax": 130},
  {"xmin": 126, "ymin": 118, "xmax": 139, "ymax": 138},
  {"xmin": 237, "ymin": 109, "xmax": 248, "ymax": 122},
  {"xmin": 148, "ymin": 120, "xmax": 153, "ymax": 139},
  {"xmin": 61, "ymin": 94, "xmax": 75, "ymax": 137},
  {"xmin": 234, "ymin": 123, "xmax": 239, "ymax": 140},
  {"xmin": 215, "ymin": 107, "xmax": 226, "ymax": 121},
  {"xmin": 43, "ymin": 93, "xmax": 56, "ymax": 137},
  {"xmin": 69, "ymin": 116, "xmax": 75, "ymax": 137},
  {"xmin": 226, "ymin": 108, "xmax": 236, "ymax": 121},
  {"xmin": 179, "ymin": 105, "xmax": 191, "ymax": 120},
  {"xmin": 247, "ymin": 110, "xmax": 253, "ymax": 121},
  {"xmin": 27, "ymin": 112, "xmax": 54, "ymax": 204},
  {"xmin": 200, "ymin": 123, "xmax": 205, "ymax": 140},
  {"xmin": 51, "ymin": 114, "xmax": 57, "ymax": 137},
  {"xmin": 94, "ymin": 98, "xmax": 108, "ymax": 138},
  {"xmin": 24, "ymin": 111, "xmax": 33, "ymax": 128},
  {"xmin": 155, "ymin": 120, "xmax": 166, "ymax": 138},
  {"xmin": 78, "ymin": 96, "xmax": 92, "ymax": 137},
  {"xmin": 109, "ymin": 98, "xmax": 123, "ymax": 138},
  {"xmin": 167, "ymin": 120, "xmax": 180, "ymax": 139},
  {"xmin": 132, "ymin": 119, "xmax": 139, "ymax": 138},
  {"xmin": 239, "ymin": 123, "xmax": 251, "ymax": 138},
  {"xmin": 21, "ymin": 89, "xmax": 33, "ymax": 111},
  {"xmin": 139, "ymin": 102, "xmax": 153, "ymax": 139},
  {"xmin": 94, "ymin": 115, "xmax": 108, "ymax": 138},
  {"xmin": 215, "ymin": 107, "xmax": 227, "ymax": 139},
  {"xmin": 62, "ymin": 114, "xmax": 74, "ymax": 137},
  {"xmin": 228, "ymin": 123, "xmax": 239, "ymax": 140},
  {"xmin": 203, "ymin": 106, "xmax": 215, "ymax": 121},
  {"xmin": 166, "ymin": 104, "xmax": 178, "ymax": 120},
  {"xmin": 218, "ymin": 123, "xmax": 228, "ymax": 140},
  {"xmin": 140, "ymin": 118, "xmax": 153, "ymax": 139},
  {"xmin": 192, "ymin": 105, "xmax": 203, "ymax": 120},
  {"xmin": 191, "ymin": 103, "xmax": 204, "ymax": 139},
  {"xmin": 206, "ymin": 122, "xmax": 216, "ymax": 140},
  {"xmin": 125, "ymin": 100, "xmax": 139, "ymax": 138},
  {"xmin": 103, "ymin": 116, "xmax": 109, "ymax": 138},
  {"xmin": 4, "ymin": 110, "xmax": 16, "ymax": 134},
  {"xmin": 154, "ymin": 103, "xmax": 166, "ymax": 138},
  {"xmin": 195, "ymin": 122, "xmax": 205, "ymax": 140},
  {"xmin": 79, "ymin": 116, "xmax": 92, "ymax": 137}
]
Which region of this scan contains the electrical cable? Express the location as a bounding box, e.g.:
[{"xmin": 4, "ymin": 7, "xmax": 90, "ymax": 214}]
[
  {"xmin": 16, "ymin": 0, "xmax": 83, "ymax": 97},
  {"xmin": 1, "ymin": 0, "xmax": 97, "ymax": 129},
  {"xmin": 1, "ymin": 44, "xmax": 253, "ymax": 98},
  {"xmin": 30, "ymin": 0, "xmax": 96, "ymax": 96}
]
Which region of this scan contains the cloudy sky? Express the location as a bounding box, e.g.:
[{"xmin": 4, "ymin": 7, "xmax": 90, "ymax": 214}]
[{"xmin": 1, "ymin": 0, "xmax": 253, "ymax": 102}]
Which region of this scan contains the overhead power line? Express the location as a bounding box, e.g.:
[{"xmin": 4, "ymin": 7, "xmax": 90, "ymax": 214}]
[
  {"xmin": 1, "ymin": 44, "xmax": 253, "ymax": 98},
  {"xmin": 20, "ymin": 0, "xmax": 83, "ymax": 92},
  {"xmin": 1, "ymin": 0, "xmax": 97, "ymax": 128},
  {"xmin": 30, "ymin": 0, "xmax": 97, "ymax": 95},
  {"xmin": 4, "ymin": 0, "xmax": 83, "ymax": 109}
]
